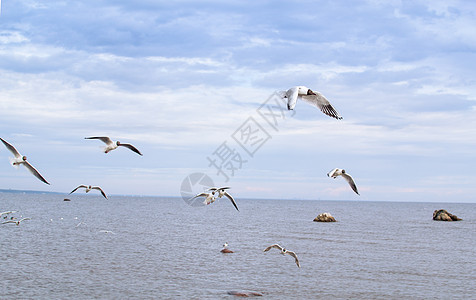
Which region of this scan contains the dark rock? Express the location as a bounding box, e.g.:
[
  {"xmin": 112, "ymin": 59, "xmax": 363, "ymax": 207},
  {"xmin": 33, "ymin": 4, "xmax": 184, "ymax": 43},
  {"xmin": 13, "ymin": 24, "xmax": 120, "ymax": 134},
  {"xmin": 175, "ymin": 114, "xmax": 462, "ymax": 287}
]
[
  {"xmin": 221, "ymin": 248, "xmax": 234, "ymax": 253},
  {"xmin": 63, "ymin": 198, "xmax": 71, "ymax": 201},
  {"xmin": 313, "ymin": 212, "xmax": 336, "ymax": 222},
  {"xmin": 433, "ymin": 209, "xmax": 462, "ymax": 221},
  {"xmin": 227, "ymin": 291, "xmax": 263, "ymax": 297}
]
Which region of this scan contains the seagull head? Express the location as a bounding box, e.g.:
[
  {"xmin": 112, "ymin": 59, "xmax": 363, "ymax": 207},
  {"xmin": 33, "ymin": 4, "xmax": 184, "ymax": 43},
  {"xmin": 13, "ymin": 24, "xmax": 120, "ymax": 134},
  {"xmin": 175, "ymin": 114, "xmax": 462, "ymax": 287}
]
[
  {"xmin": 306, "ymin": 88, "xmax": 316, "ymax": 95},
  {"xmin": 22, "ymin": 156, "xmax": 27, "ymax": 161},
  {"xmin": 116, "ymin": 141, "xmax": 121, "ymax": 145}
]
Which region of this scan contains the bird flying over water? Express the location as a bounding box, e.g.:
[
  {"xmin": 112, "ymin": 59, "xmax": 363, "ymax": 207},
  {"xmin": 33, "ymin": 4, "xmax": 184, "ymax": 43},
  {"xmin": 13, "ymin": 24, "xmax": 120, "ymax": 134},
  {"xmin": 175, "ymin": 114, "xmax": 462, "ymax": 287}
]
[
  {"xmin": 0, "ymin": 138, "xmax": 50, "ymax": 185},
  {"xmin": 69, "ymin": 185, "xmax": 108, "ymax": 199},
  {"xmin": 0, "ymin": 211, "xmax": 17, "ymax": 219},
  {"xmin": 2, "ymin": 217, "xmax": 31, "ymax": 226},
  {"xmin": 263, "ymin": 244, "xmax": 300, "ymax": 268},
  {"xmin": 279, "ymin": 86, "xmax": 342, "ymax": 120},
  {"xmin": 189, "ymin": 192, "xmax": 216, "ymax": 205},
  {"xmin": 327, "ymin": 168, "xmax": 360, "ymax": 195},
  {"xmin": 85, "ymin": 136, "xmax": 143, "ymax": 156},
  {"xmin": 207, "ymin": 187, "xmax": 239, "ymax": 211}
]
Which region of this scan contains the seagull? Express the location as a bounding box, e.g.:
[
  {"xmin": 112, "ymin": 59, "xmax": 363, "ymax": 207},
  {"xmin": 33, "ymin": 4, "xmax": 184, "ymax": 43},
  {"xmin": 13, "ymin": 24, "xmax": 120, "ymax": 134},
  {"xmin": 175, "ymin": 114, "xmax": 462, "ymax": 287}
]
[
  {"xmin": 189, "ymin": 192, "xmax": 216, "ymax": 205},
  {"xmin": 263, "ymin": 244, "xmax": 300, "ymax": 268},
  {"xmin": 279, "ymin": 86, "xmax": 342, "ymax": 120},
  {"xmin": 221, "ymin": 242, "xmax": 234, "ymax": 253},
  {"xmin": 0, "ymin": 211, "xmax": 17, "ymax": 219},
  {"xmin": 98, "ymin": 230, "xmax": 115, "ymax": 234},
  {"xmin": 69, "ymin": 185, "xmax": 108, "ymax": 199},
  {"xmin": 0, "ymin": 138, "xmax": 50, "ymax": 184},
  {"xmin": 85, "ymin": 136, "xmax": 143, "ymax": 156},
  {"xmin": 327, "ymin": 168, "xmax": 360, "ymax": 195},
  {"xmin": 2, "ymin": 217, "xmax": 31, "ymax": 225},
  {"xmin": 207, "ymin": 187, "xmax": 239, "ymax": 211}
]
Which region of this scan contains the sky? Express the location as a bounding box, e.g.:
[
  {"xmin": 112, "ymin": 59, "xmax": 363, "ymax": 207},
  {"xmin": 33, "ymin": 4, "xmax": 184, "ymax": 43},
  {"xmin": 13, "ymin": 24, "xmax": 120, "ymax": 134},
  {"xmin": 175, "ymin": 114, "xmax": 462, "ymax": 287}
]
[{"xmin": 0, "ymin": 0, "xmax": 475, "ymax": 203}]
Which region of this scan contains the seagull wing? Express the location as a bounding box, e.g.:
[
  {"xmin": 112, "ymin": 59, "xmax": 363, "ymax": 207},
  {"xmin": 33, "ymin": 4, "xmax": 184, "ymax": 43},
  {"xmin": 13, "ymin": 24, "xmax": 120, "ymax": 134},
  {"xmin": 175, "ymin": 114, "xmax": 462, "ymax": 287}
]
[
  {"xmin": 19, "ymin": 217, "xmax": 31, "ymax": 222},
  {"xmin": 189, "ymin": 192, "xmax": 209, "ymax": 201},
  {"xmin": 85, "ymin": 136, "xmax": 114, "ymax": 146},
  {"xmin": 2, "ymin": 220, "xmax": 16, "ymax": 224},
  {"xmin": 207, "ymin": 187, "xmax": 218, "ymax": 192},
  {"xmin": 223, "ymin": 191, "xmax": 239, "ymax": 211},
  {"xmin": 300, "ymin": 92, "xmax": 343, "ymax": 120},
  {"xmin": 92, "ymin": 186, "xmax": 108, "ymax": 199},
  {"xmin": 0, "ymin": 211, "xmax": 17, "ymax": 216},
  {"xmin": 0, "ymin": 138, "xmax": 22, "ymax": 158},
  {"xmin": 217, "ymin": 186, "xmax": 231, "ymax": 191},
  {"xmin": 342, "ymin": 173, "xmax": 359, "ymax": 195},
  {"xmin": 286, "ymin": 251, "xmax": 300, "ymax": 268},
  {"xmin": 118, "ymin": 143, "xmax": 143, "ymax": 156},
  {"xmin": 263, "ymin": 244, "xmax": 283, "ymax": 252},
  {"xmin": 70, "ymin": 185, "xmax": 88, "ymax": 194},
  {"xmin": 23, "ymin": 161, "xmax": 50, "ymax": 185},
  {"xmin": 327, "ymin": 168, "xmax": 339, "ymax": 178},
  {"xmin": 285, "ymin": 87, "xmax": 299, "ymax": 110}
]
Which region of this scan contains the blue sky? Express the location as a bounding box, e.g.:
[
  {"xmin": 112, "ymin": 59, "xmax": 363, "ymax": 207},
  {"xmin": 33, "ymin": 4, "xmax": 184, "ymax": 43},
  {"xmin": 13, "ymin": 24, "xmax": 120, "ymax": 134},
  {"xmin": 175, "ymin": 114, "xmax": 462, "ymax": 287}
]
[{"xmin": 0, "ymin": 0, "xmax": 475, "ymax": 202}]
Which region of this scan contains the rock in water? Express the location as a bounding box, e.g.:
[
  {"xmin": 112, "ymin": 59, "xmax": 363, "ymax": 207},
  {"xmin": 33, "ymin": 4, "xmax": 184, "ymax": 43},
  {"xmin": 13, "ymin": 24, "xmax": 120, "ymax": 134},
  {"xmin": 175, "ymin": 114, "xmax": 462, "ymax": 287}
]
[
  {"xmin": 433, "ymin": 209, "xmax": 462, "ymax": 221},
  {"xmin": 227, "ymin": 291, "xmax": 263, "ymax": 297},
  {"xmin": 221, "ymin": 248, "xmax": 234, "ymax": 253},
  {"xmin": 313, "ymin": 212, "xmax": 336, "ymax": 222}
]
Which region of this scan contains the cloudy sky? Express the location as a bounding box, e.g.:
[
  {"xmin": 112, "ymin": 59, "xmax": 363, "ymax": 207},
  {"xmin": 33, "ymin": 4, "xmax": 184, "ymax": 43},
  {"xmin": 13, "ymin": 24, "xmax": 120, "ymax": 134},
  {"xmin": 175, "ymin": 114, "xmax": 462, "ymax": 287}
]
[{"xmin": 0, "ymin": 0, "xmax": 475, "ymax": 202}]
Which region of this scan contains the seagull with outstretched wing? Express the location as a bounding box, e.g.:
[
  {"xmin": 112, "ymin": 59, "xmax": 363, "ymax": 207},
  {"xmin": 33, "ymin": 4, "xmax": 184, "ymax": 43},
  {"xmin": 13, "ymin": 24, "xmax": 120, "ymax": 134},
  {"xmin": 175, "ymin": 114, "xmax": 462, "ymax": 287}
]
[
  {"xmin": 263, "ymin": 244, "xmax": 300, "ymax": 268},
  {"xmin": 327, "ymin": 168, "xmax": 360, "ymax": 195},
  {"xmin": 279, "ymin": 86, "xmax": 342, "ymax": 120},
  {"xmin": 1, "ymin": 138, "xmax": 50, "ymax": 185},
  {"xmin": 69, "ymin": 185, "xmax": 108, "ymax": 199},
  {"xmin": 85, "ymin": 136, "xmax": 142, "ymax": 156}
]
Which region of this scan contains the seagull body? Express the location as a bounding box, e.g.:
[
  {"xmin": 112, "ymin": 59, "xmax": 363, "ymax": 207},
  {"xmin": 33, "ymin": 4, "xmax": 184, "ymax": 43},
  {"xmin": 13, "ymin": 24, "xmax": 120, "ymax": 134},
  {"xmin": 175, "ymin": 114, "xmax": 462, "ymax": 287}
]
[
  {"xmin": 263, "ymin": 244, "xmax": 300, "ymax": 268},
  {"xmin": 327, "ymin": 168, "xmax": 360, "ymax": 195},
  {"xmin": 280, "ymin": 86, "xmax": 342, "ymax": 120},
  {"xmin": 69, "ymin": 185, "xmax": 108, "ymax": 199},
  {"xmin": 0, "ymin": 138, "xmax": 50, "ymax": 184},
  {"xmin": 2, "ymin": 217, "xmax": 31, "ymax": 225},
  {"xmin": 189, "ymin": 192, "xmax": 216, "ymax": 205},
  {"xmin": 207, "ymin": 187, "xmax": 239, "ymax": 211},
  {"xmin": 85, "ymin": 136, "xmax": 143, "ymax": 156}
]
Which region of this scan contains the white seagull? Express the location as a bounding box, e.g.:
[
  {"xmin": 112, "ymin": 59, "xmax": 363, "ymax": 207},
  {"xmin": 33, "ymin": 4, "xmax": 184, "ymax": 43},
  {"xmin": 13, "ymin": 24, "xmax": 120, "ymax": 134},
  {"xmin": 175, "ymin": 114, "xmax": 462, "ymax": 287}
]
[
  {"xmin": 69, "ymin": 185, "xmax": 108, "ymax": 199},
  {"xmin": 1, "ymin": 211, "xmax": 18, "ymax": 219},
  {"xmin": 280, "ymin": 86, "xmax": 342, "ymax": 120},
  {"xmin": 263, "ymin": 244, "xmax": 300, "ymax": 268},
  {"xmin": 0, "ymin": 138, "xmax": 50, "ymax": 185},
  {"xmin": 85, "ymin": 136, "xmax": 143, "ymax": 156},
  {"xmin": 207, "ymin": 187, "xmax": 239, "ymax": 211},
  {"xmin": 189, "ymin": 191, "xmax": 216, "ymax": 205},
  {"xmin": 2, "ymin": 217, "xmax": 31, "ymax": 225},
  {"xmin": 327, "ymin": 168, "xmax": 360, "ymax": 195}
]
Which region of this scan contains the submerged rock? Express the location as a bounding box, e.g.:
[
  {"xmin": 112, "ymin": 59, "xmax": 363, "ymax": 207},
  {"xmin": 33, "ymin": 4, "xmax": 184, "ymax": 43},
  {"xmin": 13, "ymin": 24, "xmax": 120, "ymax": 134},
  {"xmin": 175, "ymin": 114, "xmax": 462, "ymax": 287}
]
[
  {"xmin": 313, "ymin": 212, "xmax": 336, "ymax": 222},
  {"xmin": 227, "ymin": 291, "xmax": 263, "ymax": 297},
  {"xmin": 221, "ymin": 248, "xmax": 234, "ymax": 253},
  {"xmin": 433, "ymin": 209, "xmax": 462, "ymax": 221}
]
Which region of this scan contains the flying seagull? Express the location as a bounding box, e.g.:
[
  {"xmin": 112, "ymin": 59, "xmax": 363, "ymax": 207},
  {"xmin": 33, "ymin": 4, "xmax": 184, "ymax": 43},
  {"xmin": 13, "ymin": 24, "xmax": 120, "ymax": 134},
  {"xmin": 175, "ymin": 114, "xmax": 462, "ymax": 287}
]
[
  {"xmin": 0, "ymin": 138, "xmax": 50, "ymax": 184},
  {"xmin": 207, "ymin": 187, "xmax": 239, "ymax": 211},
  {"xmin": 85, "ymin": 136, "xmax": 143, "ymax": 156},
  {"xmin": 263, "ymin": 244, "xmax": 300, "ymax": 268},
  {"xmin": 69, "ymin": 185, "xmax": 108, "ymax": 199},
  {"xmin": 1, "ymin": 211, "xmax": 18, "ymax": 219},
  {"xmin": 2, "ymin": 217, "xmax": 31, "ymax": 225},
  {"xmin": 279, "ymin": 86, "xmax": 342, "ymax": 120},
  {"xmin": 189, "ymin": 192, "xmax": 216, "ymax": 205},
  {"xmin": 327, "ymin": 168, "xmax": 360, "ymax": 195}
]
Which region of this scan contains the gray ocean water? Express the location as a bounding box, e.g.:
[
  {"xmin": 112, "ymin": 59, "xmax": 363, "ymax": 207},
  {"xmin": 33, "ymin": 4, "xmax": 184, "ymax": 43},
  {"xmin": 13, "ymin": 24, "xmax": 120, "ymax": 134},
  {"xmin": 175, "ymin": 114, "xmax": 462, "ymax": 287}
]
[{"xmin": 1, "ymin": 192, "xmax": 474, "ymax": 299}]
